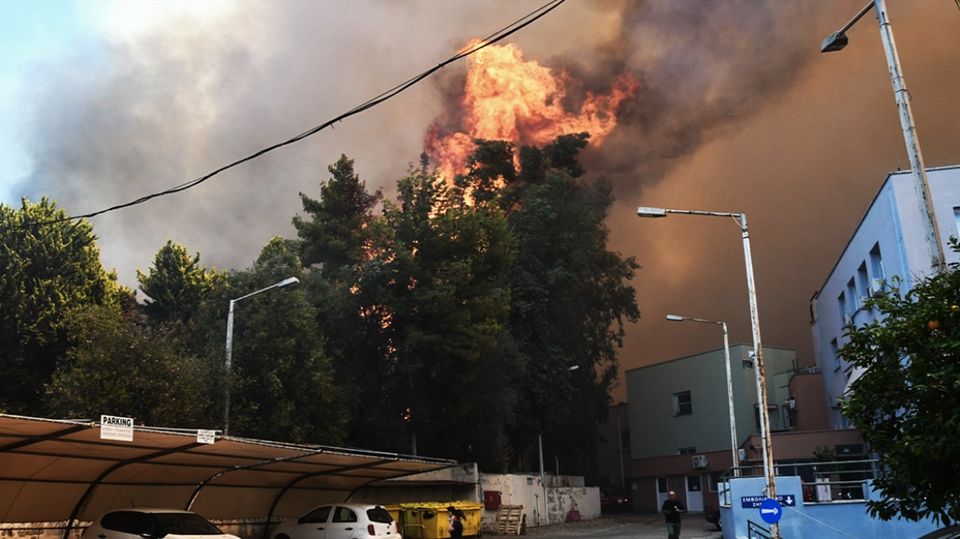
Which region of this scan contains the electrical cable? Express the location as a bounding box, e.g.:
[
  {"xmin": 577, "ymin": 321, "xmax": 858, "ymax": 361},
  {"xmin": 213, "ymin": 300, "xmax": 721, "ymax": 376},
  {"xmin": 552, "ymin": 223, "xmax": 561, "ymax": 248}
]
[{"xmin": 29, "ymin": 0, "xmax": 566, "ymax": 226}]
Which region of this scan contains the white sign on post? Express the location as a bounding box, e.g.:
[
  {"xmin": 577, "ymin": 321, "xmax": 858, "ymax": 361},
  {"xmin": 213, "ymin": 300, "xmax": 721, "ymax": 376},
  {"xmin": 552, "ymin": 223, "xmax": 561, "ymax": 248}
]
[
  {"xmin": 100, "ymin": 415, "xmax": 134, "ymax": 442},
  {"xmin": 196, "ymin": 429, "xmax": 217, "ymax": 444}
]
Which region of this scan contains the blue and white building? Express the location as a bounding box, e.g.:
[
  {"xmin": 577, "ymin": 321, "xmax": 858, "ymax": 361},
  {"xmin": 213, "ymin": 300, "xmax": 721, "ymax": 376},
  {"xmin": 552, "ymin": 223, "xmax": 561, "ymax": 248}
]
[{"xmin": 810, "ymin": 165, "xmax": 960, "ymax": 428}]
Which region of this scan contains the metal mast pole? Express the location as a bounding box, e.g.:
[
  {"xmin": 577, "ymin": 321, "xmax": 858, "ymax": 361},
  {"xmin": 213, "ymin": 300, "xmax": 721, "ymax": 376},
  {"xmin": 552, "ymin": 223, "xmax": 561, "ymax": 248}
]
[
  {"xmin": 223, "ymin": 299, "xmax": 236, "ymax": 435},
  {"xmin": 739, "ymin": 213, "xmax": 779, "ymax": 539},
  {"xmin": 720, "ymin": 322, "xmax": 739, "ymax": 477},
  {"xmin": 874, "ymin": 0, "xmax": 945, "ymax": 272}
]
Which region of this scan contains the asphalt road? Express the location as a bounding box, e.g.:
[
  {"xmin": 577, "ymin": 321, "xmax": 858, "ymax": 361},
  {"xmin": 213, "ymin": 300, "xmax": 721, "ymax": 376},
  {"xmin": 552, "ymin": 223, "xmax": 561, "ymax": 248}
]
[{"xmin": 508, "ymin": 513, "xmax": 723, "ymax": 539}]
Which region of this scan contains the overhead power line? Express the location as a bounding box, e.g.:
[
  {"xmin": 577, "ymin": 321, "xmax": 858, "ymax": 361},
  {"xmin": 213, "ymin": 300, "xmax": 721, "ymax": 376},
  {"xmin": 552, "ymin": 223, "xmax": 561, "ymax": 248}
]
[{"xmin": 34, "ymin": 0, "xmax": 566, "ymax": 226}]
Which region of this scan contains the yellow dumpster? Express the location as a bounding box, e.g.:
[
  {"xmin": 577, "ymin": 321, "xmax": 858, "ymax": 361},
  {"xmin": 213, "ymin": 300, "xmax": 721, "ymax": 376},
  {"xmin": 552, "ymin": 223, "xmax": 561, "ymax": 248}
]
[
  {"xmin": 384, "ymin": 505, "xmax": 403, "ymax": 533},
  {"xmin": 395, "ymin": 501, "xmax": 483, "ymax": 539},
  {"xmin": 450, "ymin": 501, "xmax": 482, "ymax": 538}
]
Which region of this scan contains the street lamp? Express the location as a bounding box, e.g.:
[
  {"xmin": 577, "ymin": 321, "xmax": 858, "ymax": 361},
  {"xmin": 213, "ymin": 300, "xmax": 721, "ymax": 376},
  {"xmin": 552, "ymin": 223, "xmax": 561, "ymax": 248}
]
[
  {"xmin": 637, "ymin": 207, "xmax": 778, "ymax": 524},
  {"xmin": 223, "ymin": 276, "xmax": 300, "ymax": 434},
  {"xmin": 665, "ymin": 314, "xmax": 740, "ymax": 477},
  {"xmin": 821, "ymin": 0, "xmax": 946, "ymax": 272}
]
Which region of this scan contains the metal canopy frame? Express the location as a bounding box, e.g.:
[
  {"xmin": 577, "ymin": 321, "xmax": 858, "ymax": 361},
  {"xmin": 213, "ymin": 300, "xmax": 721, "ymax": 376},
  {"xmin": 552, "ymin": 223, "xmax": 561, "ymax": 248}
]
[{"xmin": 0, "ymin": 415, "xmax": 456, "ymax": 536}]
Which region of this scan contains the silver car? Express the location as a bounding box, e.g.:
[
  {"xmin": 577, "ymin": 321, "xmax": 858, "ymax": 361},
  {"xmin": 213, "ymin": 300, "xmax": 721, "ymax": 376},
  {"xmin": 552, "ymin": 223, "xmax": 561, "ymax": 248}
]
[{"xmin": 272, "ymin": 504, "xmax": 401, "ymax": 539}]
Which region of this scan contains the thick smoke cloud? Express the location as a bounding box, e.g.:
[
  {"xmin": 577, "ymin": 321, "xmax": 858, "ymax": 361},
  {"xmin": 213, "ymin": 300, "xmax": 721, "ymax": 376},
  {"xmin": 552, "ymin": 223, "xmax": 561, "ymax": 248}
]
[{"xmin": 13, "ymin": 1, "xmax": 960, "ymax": 398}]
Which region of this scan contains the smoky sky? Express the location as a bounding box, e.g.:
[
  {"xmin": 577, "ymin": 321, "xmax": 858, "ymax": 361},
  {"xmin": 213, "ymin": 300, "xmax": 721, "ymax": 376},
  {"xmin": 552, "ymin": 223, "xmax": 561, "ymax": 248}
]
[{"xmin": 12, "ymin": 1, "xmax": 960, "ymax": 399}]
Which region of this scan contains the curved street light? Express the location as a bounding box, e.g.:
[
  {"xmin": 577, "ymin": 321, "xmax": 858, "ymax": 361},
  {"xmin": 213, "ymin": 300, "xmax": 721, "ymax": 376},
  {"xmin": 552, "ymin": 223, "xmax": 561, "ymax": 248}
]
[
  {"xmin": 821, "ymin": 0, "xmax": 945, "ymax": 272},
  {"xmin": 637, "ymin": 206, "xmax": 778, "ymax": 536},
  {"xmin": 223, "ymin": 276, "xmax": 300, "ymax": 434},
  {"xmin": 666, "ymin": 314, "xmax": 740, "ymax": 478}
]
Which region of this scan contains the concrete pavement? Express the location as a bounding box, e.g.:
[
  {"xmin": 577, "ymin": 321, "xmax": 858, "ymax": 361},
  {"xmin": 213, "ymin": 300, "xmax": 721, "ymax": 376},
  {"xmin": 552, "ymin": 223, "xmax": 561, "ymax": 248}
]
[{"xmin": 515, "ymin": 513, "xmax": 723, "ymax": 539}]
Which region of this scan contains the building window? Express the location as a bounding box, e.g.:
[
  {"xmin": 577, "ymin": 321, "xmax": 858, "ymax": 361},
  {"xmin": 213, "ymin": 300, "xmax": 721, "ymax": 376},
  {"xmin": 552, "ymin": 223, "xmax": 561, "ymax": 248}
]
[
  {"xmin": 677, "ymin": 447, "xmax": 696, "ymax": 455},
  {"xmin": 955, "ymin": 207, "xmax": 960, "ymax": 236},
  {"xmin": 869, "ymin": 243, "xmax": 885, "ymax": 280},
  {"xmin": 831, "ymin": 338, "xmax": 841, "ymax": 371},
  {"xmin": 708, "ymin": 471, "xmax": 724, "ymax": 493},
  {"xmin": 838, "ymin": 292, "xmax": 848, "ymax": 324},
  {"xmin": 673, "ymin": 391, "xmax": 692, "ymax": 416},
  {"xmin": 657, "ymin": 477, "xmax": 668, "ymax": 493},
  {"xmin": 847, "ymin": 278, "xmax": 859, "ymax": 314},
  {"xmin": 857, "ymin": 262, "xmax": 869, "ymax": 302}
]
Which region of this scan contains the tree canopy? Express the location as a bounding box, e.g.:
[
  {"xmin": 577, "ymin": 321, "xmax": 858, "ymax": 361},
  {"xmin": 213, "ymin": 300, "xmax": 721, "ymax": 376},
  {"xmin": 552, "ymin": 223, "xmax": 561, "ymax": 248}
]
[
  {"xmin": 137, "ymin": 240, "xmax": 220, "ymax": 326},
  {"xmin": 204, "ymin": 237, "xmax": 348, "ymax": 443},
  {"xmin": 841, "ymin": 242, "xmax": 960, "ymax": 525},
  {"xmin": 4, "ymin": 136, "xmax": 638, "ymax": 474},
  {"xmin": 46, "ymin": 304, "xmax": 210, "ymax": 426},
  {"xmin": 0, "ymin": 198, "xmax": 123, "ymax": 414},
  {"xmin": 484, "ymin": 135, "xmax": 639, "ymax": 472}
]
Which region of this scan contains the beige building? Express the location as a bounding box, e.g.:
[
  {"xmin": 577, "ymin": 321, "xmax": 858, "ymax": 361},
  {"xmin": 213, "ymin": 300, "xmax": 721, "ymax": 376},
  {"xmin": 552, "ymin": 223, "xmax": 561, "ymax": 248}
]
[{"xmin": 618, "ymin": 344, "xmax": 857, "ymax": 513}]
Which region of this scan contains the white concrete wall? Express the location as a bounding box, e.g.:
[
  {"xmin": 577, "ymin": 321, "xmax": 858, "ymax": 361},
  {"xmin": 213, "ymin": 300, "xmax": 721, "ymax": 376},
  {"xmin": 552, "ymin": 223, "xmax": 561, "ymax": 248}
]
[{"xmin": 478, "ymin": 473, "xmax": 599, "ymax": 531}]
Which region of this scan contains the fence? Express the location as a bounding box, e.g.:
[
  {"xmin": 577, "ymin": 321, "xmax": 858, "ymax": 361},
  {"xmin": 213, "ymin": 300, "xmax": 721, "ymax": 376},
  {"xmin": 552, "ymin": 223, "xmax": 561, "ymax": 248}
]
[{"xmin": 719, "ymin": 458, "xmax": 878, "ymax": 506}]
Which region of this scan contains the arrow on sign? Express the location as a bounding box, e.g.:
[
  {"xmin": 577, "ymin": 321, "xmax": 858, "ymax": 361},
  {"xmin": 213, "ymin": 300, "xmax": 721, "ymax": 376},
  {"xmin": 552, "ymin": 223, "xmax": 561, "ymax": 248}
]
[{"xmin": 761, "ymin": 508, "xmax": 779, "ymax": 515}]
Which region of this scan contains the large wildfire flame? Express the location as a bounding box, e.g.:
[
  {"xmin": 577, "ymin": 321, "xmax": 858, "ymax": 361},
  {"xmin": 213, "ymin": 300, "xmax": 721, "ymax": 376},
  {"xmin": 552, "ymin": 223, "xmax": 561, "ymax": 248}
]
[{"xmin": 425, "ymin": 40, "xmax": 638, "ymax": 180}]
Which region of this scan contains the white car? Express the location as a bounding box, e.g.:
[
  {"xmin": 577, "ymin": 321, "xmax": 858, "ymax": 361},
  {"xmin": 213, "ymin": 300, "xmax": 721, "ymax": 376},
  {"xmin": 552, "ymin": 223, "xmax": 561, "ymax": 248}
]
[
  {"xmin": 272, "ymin": 504, "xmax": 401, "ymax": 539},
  {"xmin": 82, "ymin": 509, "xmax": 241, "ymax": 539}
]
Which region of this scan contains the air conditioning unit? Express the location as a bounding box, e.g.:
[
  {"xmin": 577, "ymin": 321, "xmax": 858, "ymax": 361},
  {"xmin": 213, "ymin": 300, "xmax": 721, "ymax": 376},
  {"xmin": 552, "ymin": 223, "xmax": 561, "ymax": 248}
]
[
  {"xmin": 692, "ymin": 455, "xmax": 708, "ymax": 469},
  {"xmin": 869, "ymin": 278, "xmax": 885, "ymax": 297}
]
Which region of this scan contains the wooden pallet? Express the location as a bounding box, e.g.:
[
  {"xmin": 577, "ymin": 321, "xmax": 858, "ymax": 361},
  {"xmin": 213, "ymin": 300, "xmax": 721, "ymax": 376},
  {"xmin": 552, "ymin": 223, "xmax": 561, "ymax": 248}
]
[{"xmin": 495, "ymin": 504, "xmax": 524, "ymax": 535}]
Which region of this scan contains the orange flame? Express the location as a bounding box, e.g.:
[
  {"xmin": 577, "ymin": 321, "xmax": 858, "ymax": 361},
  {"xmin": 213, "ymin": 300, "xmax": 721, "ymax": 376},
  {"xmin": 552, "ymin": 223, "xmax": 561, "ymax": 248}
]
[{"xmin": 425, "ymin": 40, "xmax": 638, "ymax": 180}]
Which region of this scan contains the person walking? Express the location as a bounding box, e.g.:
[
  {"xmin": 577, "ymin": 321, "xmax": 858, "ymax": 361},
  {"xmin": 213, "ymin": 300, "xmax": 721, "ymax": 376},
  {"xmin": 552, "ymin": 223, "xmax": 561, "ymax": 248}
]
[
  {"xmin": 661, "ymin": 490, "xmax": 686, "ymax": 539},
  {"xmin": 447, "ymin": 506, "xmax": 464, "ymax": 539}
]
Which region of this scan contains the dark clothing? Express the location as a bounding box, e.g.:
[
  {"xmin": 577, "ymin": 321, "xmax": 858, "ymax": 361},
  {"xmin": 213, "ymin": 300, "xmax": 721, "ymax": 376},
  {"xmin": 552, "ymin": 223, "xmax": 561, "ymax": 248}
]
[
  {"xmin": 449, "ymin": 518, "xmax": 463, "ymax": 539},
  {"xmin": 661, "ymin": 499, "xmax": 685, "ymax": 523}
]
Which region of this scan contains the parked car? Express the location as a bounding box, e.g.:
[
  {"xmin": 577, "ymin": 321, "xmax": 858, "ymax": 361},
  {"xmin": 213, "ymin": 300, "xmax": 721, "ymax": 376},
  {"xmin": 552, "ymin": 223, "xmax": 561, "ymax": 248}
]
[
  {"xmin": 272, "ymin": 504, "xmax": 401, "ymax": 539},
  {"xmin": 82, "ymin": 508, "xmax": 241, "ymax": 539},
  {"xmin": 918, "ymin": 526, "xmax": 960, "ymax": 539},
  {"xmin": 599, "ymin": 491, "xmax": 632, "ymax": 513},
  {"xmin": 705, "ymin": 508, "xmax": 722, "ymax": 530}
]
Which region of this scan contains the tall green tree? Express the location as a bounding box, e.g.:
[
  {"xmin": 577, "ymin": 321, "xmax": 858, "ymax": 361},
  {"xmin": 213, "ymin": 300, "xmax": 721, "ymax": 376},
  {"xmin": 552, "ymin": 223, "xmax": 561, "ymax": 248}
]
[
  {"xmin": 46, "ymin": 303, "xmax": 212, "ymax": 426},
  {"xmin": 841, "ymin": 244, "xmax": 960, "ymax": 525},
  {"xmin": 196, "ymin": 237, "xmax": 347, "ymax": 443},
  {"xmin": 362, "ymin": 169, "xmax": 518, "ymax": 465},
  {"xmin": 0, "ymin": 198, "xmax": 123, "ymax": 414},
  {"xmin": 292, "ymin": 155, "xmax": 387, "ymax": 449},
  {"xmin": 467, "ymin": 135, "xmax": 640, "ymax": 474},
  {"xmin": 294, "ymin": 155, "xmax": 381, "ymax": 276},
  {"xmin": 137, "ymin": 240, "xmax": 220, "ymax": 326}
]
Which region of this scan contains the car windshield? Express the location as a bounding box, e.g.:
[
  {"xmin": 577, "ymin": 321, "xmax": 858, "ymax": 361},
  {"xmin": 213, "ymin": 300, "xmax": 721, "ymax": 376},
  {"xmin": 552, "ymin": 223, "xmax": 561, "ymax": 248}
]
[
  {"xmin": 366, "ymin": 507, "xmax": 393, "ymax": 524},
  {"xmin": 152, "ymin": 513, "xmax": 223, "ymax": 536}
]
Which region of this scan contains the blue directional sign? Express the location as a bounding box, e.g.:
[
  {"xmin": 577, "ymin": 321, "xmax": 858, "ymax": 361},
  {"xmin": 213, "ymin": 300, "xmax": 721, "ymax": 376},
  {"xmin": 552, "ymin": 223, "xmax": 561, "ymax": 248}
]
[
  {"xmin": 740, "ymin": 494, "xmax": 797, "ymax": 508},
  {"xmin": 759, "ymin": 498, "xmax": 782, "ymax": 524}
]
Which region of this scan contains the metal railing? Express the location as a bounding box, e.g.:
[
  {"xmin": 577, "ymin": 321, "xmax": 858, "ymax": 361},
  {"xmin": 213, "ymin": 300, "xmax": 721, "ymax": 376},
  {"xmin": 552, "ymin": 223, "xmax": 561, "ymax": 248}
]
[
  {"xmin": 747, "ymin": 519, "xmax": 773, "ymax": 538},
  {"xmin": 718, "ymin": 458, "xmax": 878, "ymax": 506}
]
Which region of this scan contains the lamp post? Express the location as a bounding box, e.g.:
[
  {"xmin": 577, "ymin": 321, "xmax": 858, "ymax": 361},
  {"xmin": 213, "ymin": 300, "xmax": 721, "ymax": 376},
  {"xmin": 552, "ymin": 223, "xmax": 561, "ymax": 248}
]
[
  {"xmin": 223, "ymin": 276, "xmax": 300, "ymax": 435},
  {"xmin": 821, "ymin": 0, "xmax": 945, "ymax": 272},
  {"xmin": 665, "ymin": 314, "xmax": 740, "ymax": 477},
  {"xmin": 637, "ymin": 206, "xmax": 778, "ymax": 537}
]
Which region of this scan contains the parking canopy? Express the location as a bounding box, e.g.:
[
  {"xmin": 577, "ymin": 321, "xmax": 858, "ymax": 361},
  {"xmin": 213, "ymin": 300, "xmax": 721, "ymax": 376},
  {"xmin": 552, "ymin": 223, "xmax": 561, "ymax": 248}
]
[{"xmin": 0, "ymin": 414, "xmax": 455, "ymax": 526}]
